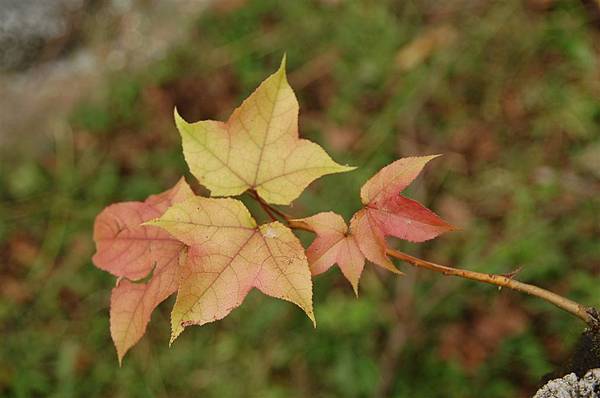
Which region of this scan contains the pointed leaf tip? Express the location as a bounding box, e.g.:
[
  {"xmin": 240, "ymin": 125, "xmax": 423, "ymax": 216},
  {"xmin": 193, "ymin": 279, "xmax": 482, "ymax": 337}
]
[
  {"xmin": 280, "ymin": 53, "xmax": 287, "ymax": 72},
  {"xmin": 360, "ymin": 154, "xmax": 444, "ymax": 205},
  {"xmin": 173, "ymin": 107, "xmax": 190, "ymax": 133},
  {"xmin": 169, "ymin": 321, "xmax": 184, "ymax": 347}
]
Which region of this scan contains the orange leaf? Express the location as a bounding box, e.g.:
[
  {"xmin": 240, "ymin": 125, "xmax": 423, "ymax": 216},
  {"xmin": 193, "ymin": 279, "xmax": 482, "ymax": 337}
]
[
  {"xmin": 146, "ymin": 196, "xmax": 315, "ymax": 343},
  {"xmin": 92, "ymin": 178, "xmax": 193, "ymax": 363},
  {"xmin": 175, "ymin": 56, "xmax": 354, "ymax": 205},
  {"xmin": 350, "ymin": 156, "xmax": 455, "ymax": 270},
  {"xmin": 298, "ymin": 212, "xmax": 365, "ymax": 295}
]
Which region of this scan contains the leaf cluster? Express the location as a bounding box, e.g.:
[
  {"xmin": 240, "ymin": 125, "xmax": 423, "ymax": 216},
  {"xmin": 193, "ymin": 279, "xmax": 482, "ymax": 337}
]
[{"xmin": 92, "ymin": 58, "xmax": 454, "ymax": 363}]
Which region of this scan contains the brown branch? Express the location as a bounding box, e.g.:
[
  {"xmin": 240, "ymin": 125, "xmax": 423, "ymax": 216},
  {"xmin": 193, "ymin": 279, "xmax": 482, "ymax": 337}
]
[
  {"xmin": 287, "ymin": 219, "xmax": 596, "ymax": 327},
  {"xmin": 385, "ymin": 248, "xmax": 593, "ymax": 325}
]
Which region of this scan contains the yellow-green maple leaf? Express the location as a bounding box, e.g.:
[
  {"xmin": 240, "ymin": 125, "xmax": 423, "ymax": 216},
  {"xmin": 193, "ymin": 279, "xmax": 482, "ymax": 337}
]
[
  {"xmin": 175, "ymin": 56, "xmax": 354, "ymax": 205},
  {"xmin": 146, "ymin": 196, "xmax": 315, "ymax": 343}
]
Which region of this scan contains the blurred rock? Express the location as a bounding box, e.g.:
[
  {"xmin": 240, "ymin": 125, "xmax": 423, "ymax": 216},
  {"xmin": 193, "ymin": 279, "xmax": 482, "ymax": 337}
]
[
  {"xmin": 0, "ymin": 0, "xmax": 86, "ymax": 71},
  {"xmin": 0, "ymin": 0, "xmax": 211, "ymax": 154}
]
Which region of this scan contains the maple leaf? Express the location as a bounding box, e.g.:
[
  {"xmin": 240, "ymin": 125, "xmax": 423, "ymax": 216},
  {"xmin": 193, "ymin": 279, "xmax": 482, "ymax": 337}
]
[
  {"xmin": 297, "ymin": 212, "xmax": 365, "ymax": 295},
  {"xmin": 350, "ymin": 155, "xmax": 455, "ymax": 270},
  {"xmin": 174, "ymin": 56, "xmax": 354, "ymax": 205},
  {"xmin": 92, "ymin": 178, "xmax": 193, "ymax": 363},
  {"xmin": 145, "ymin": 195, "xmax": 315, "ymax": 343}
]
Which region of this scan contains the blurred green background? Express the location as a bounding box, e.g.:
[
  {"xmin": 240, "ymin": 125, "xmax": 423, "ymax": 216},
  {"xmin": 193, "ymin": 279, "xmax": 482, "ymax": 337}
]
[{"xmin": 1, "ymin": 0, "xmax": 600, "ymax": 397}]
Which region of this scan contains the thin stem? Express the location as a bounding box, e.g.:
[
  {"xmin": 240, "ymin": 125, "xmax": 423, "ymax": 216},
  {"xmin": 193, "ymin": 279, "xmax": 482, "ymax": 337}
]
[
  {"xmin": 250, "ymin": 192, "xmax": 278, "ymax": 222},
  {"xmin": 248, "ymin": 190, "xmax": 292, "ymax": 221},
  {"xmin": 287, "ymin": 219, "xmax": 596, "ymax": 327},
  {"xmin": 260, "ymin": 203, "xmax": 278, "ymax": 221},
  {"xmin": 385, "ymin": 248, "xmax": 593, "ymax": 325}
]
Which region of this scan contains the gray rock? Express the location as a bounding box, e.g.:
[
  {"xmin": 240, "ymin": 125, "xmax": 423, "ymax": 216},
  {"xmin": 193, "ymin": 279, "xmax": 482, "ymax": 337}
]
[{"xmin": 534, "ymin": 369, "xmax": 600, "ymax": 398}]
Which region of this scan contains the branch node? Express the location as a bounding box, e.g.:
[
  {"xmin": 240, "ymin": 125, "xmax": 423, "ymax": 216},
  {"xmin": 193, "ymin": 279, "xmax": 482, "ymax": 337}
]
[
  {"xmin": 586, "ymin": 307, "xmax": 600, "ymax": 331},
  {"xmin": 502, "ymin": 265, "xmax": 523, "ymax": 280}
]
